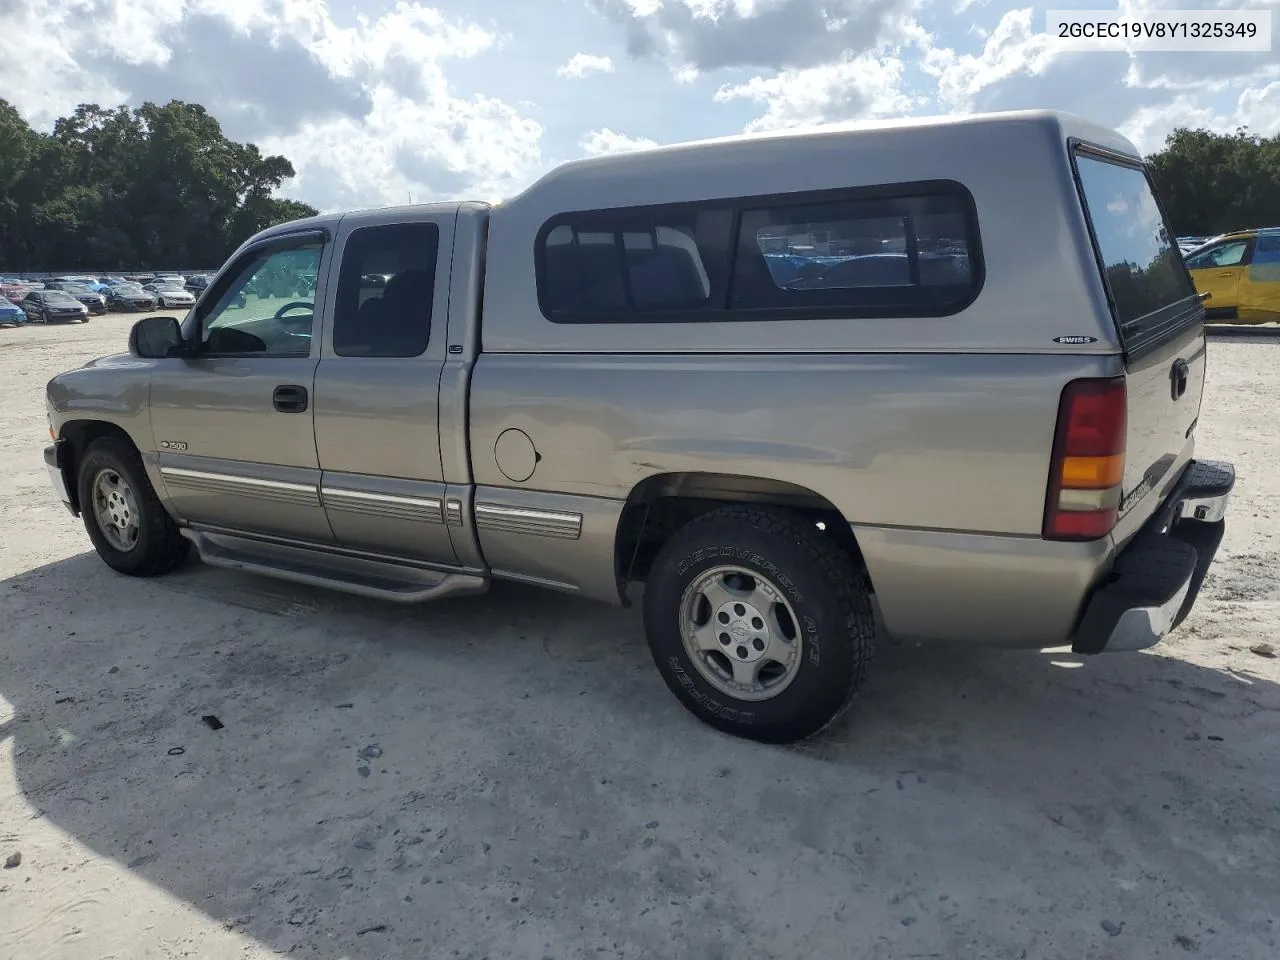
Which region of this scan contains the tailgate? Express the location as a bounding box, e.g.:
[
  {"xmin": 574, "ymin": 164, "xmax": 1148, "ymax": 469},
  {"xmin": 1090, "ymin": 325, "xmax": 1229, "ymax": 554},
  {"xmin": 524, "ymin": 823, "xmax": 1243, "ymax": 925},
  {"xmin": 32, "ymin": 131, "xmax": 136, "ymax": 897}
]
[{"xmin": 1070, "ymin": 146, "xmax": 1207, "ymax": 540}]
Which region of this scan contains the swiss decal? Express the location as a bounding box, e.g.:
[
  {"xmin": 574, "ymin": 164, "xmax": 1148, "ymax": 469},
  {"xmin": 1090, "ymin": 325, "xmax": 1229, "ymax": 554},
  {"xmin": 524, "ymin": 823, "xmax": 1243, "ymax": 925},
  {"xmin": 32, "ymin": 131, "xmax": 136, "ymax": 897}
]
[{"xmin": 1053, "ymin": 335, "xmax": 1098, "ymax": 344}]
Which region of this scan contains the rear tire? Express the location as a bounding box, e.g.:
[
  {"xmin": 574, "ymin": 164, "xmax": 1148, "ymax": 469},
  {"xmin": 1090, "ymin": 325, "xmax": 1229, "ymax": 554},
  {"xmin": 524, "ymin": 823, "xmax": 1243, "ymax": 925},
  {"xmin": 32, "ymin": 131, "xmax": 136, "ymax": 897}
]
[
  {"xmin": 642, "ymin": 505, "xmax": 876, "ymax": 744},
  {"xmin": 77, "ymin": 436, "xmax": 189, "ymax": 576}
]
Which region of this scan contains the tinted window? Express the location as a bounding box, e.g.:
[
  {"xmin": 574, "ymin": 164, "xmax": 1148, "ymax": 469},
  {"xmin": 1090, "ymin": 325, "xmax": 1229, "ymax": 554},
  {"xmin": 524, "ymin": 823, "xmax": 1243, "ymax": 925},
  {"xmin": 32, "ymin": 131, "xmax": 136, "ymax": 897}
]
[
  {"xmin": 1074, "ymin": 154, "xmax": 1195, "ymax": 326},
  {"xmin": 332, "ymin": 222, "xmax": 439, "ymax": 357},
  {"xmin": 731, "ymin": 191, "xmax": 976, "ymax": 312},
  {"xmin": 539, "ymin": 207, "xmax": 731, "ymax": 320},
  {"xmin": 535, "ymin": 183, "xmax": 979, "ymax": 323}
]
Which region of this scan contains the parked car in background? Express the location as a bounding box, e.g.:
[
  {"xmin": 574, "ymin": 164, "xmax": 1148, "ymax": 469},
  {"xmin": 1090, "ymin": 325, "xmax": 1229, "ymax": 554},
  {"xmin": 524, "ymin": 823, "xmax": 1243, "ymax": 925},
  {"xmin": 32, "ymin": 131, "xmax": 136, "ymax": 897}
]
[
  {"xmin": 105, "ymin": 283, "xmax": 159, "ymax": 312},
  {"xmin": 0, "ymin": 298, "xmax": 26, "ymax": 328},
  {"xmin": 1185, "ymin": 227, "xmax": 1280, "ymax": 324},
  {"xmin": 48, "ymin": 281, "xmax": 109, "ymax": 314},
  {"xmin": 22, "ymin": 289, "xmax": 89, "ymax": 323},
  {"xmin": 2, "ymin": 283, "xmax": 34, "ymax": 304},
  {"xmin": 142, "ymin": 283, "xmax": 195, "ymax": 309},
  {"xmin": 184, "ymin": 274, "xmax": 211, "ymax": 296}
]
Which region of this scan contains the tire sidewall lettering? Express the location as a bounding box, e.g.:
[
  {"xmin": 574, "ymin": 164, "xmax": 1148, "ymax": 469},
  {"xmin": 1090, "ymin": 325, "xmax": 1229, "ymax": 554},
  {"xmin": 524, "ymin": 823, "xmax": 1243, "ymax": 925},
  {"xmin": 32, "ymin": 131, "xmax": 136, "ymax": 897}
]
[{"xmin": 668, "ymin": 657, "xmax": 755, "ymax": 724}]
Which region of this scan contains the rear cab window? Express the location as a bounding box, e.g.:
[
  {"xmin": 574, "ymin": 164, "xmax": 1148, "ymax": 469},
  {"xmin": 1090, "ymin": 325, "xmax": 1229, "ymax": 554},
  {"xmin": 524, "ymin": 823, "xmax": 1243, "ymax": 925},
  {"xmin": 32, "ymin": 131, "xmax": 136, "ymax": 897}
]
[
  {"xmin": 331, "ymin": 222, "xmax": 440, "ymax": 358},
  {"xmin": 1070, "ymin": 147, "xmax": 1201, "ymax": 356}
]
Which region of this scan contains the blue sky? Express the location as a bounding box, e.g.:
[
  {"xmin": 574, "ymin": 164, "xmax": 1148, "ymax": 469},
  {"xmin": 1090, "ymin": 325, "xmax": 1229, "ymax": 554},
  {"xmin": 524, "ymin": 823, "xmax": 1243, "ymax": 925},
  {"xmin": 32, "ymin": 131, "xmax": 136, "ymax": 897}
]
[{"xmin": 3, "ymin": 0, "xmax": 1277, "ymax": 211}]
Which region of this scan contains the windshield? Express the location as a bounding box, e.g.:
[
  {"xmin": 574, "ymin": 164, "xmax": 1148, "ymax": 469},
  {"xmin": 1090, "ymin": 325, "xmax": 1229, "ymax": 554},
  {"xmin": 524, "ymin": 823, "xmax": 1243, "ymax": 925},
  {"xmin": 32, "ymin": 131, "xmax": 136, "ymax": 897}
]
[
  {"xmin": 116, "ymin": 283, "xmax": 144, "ymax": 294},
  {"xmin": 62, "ymin": 283, "xmax": 92, "ymax": 295},
  {"xmin": 1073, "ymin": 152, "xmax": 1196, "ymax": 328},
  {"xmin": 43, "ymin": 291, "xmax": 78, "ymax": 304}
]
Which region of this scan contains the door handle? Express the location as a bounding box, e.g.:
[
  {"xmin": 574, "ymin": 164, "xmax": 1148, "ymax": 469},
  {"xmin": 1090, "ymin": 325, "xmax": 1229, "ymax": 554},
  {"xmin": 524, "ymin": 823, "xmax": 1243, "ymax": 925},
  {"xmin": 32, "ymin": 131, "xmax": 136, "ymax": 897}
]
[
  {"xmin": 1217, "ymin": 271, "xmax": 1235, "ymax": 277},
  {"xmin": 273, "ymin": 384, "xmax": 309, "ymax": 413}
]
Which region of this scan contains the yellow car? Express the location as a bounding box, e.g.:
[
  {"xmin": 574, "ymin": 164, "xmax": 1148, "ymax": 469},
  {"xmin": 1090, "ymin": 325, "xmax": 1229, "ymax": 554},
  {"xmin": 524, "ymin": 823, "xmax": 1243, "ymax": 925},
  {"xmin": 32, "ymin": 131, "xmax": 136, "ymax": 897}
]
[{"xmin": 1185, "ymin": 228, "xmax": 1280, "ymax": 324}]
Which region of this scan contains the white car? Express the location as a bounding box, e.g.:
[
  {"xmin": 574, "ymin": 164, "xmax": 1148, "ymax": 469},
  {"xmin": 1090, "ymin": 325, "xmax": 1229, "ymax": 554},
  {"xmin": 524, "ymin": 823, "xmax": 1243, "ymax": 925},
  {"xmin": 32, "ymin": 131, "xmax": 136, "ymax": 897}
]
[{"xmin": 143, "ymin": 284, "xmax": 196, "ymax": 309}]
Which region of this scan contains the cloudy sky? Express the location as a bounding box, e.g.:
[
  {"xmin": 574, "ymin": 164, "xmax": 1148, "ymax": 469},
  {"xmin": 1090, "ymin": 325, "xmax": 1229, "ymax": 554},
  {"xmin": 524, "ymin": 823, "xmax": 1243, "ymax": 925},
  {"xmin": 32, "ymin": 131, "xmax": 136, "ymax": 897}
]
[{"xmin": 2, "ymin": 0, "xmax": 1277, "ymax": 212}]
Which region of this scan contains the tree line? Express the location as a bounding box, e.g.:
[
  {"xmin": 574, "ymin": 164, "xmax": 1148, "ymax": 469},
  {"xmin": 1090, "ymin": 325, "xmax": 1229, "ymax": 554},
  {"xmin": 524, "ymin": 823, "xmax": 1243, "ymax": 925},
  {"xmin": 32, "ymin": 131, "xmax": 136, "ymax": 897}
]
[
  {"xmin": 1147, "ymin": 126, "xmax": 1280, "ymax": 238},
  {"xmin": 0, "ymin": 99, "xmax": 317, "ymax": 273},
  {"xmin": 1, "ymin": 97, "xmax": 1277, "ymax": 273}
]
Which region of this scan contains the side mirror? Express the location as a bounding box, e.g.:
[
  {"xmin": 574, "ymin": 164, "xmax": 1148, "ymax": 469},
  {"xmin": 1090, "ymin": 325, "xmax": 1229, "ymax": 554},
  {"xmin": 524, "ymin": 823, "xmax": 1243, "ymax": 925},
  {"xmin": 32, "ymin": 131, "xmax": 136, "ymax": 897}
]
[{"xmin": 129, "ymin": 315, "xmax": 185, "ymax": 358}]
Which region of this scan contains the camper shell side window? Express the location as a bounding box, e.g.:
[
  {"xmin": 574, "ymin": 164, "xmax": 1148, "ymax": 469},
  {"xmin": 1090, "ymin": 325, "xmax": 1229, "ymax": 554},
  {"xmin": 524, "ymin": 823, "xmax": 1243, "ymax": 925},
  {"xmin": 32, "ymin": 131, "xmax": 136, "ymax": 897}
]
[{"xmin": 534, "ymin": 181, "xmax": 984, "ymax": 324}]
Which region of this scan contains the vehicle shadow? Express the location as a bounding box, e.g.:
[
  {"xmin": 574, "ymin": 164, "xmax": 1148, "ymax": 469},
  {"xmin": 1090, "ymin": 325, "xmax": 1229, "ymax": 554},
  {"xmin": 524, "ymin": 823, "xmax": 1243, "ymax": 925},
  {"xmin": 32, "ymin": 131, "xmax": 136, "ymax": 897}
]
[{"xmin": 2, "ymin": 552, "xmax": 1278, "ymax": 959}]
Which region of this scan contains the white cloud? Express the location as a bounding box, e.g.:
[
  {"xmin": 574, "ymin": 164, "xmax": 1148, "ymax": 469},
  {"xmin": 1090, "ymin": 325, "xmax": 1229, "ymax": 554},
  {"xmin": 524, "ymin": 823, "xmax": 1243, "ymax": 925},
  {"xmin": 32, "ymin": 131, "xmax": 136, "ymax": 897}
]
[
  {"xmin": 557, "ymin": 53, "xmax": 616, "ymax": 78},
  {"xmin": 1120, "ymin": 82, "xmax": 1280, "ymax": 153},
  {"xmin": 579, "ymin": 128, "xmax": 660, "ymax": 156},
  {"xmin": 594, "ymin": 0, "xmax": 925, "ymax": 72},
  {"xmin": 1, "ymin": 0, "xmax": 1276, "ymax": 215},
  {"xmin": 715, "ymin": 54, "xmax": 915, "ymax": 132},
  {"xmin": 0, "ymin": 0, "xmax": 545, "ymax": 212},
  {"xmin": 921, "ymin": 8, "xmax": 1060, "ymax": 112}
]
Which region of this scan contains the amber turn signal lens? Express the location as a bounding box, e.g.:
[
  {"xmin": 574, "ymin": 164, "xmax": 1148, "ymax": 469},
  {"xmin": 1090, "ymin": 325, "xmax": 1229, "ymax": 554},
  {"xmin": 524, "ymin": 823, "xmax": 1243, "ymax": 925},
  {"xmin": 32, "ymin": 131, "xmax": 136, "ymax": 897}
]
[{"xmin": 1060, "ymin": 454, "xmax": 1124, "ymax": 489}]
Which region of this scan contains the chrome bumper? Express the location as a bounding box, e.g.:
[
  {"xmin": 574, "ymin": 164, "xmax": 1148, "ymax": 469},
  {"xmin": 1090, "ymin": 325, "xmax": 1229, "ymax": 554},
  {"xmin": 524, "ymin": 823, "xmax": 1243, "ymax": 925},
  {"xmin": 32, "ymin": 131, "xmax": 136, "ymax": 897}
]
[{"xmin": 1073, "ymin": 459, "xmax": 1235, "ymax": 655}]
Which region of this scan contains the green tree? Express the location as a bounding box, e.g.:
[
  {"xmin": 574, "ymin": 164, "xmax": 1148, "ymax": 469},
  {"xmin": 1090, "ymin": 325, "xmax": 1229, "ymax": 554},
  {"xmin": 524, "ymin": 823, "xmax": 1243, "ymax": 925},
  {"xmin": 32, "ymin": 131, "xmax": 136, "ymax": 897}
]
[
  {"xmin": 1147, "ymin": 127, "xmax": 1280, "ymax": 237},
  {"xmin": 0, "ymin": 98, "xmax": 318, "ymax": 272}
]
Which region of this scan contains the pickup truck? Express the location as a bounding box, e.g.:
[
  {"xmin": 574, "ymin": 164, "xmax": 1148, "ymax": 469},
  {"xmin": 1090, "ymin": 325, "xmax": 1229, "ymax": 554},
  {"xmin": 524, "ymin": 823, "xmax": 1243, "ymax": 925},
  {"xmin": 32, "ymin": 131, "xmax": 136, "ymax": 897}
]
[{"xmin": 44, "ymin": 109, "xmax": 1235, "ymax": 744}]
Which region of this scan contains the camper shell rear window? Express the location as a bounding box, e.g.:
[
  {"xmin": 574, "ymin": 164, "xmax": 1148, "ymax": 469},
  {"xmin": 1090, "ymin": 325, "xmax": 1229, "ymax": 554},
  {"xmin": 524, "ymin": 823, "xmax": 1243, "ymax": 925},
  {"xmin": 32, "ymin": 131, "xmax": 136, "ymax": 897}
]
[{"xmin": 1070, "ymin": 145, "xmax": 1202, "ymax": 355}]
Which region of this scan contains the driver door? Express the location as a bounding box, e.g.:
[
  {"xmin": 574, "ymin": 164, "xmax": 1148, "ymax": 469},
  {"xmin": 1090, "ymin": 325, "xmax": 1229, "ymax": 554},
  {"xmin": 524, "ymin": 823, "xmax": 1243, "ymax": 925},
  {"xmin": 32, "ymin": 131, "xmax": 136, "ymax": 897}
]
[{"xmin": 148, "ymin": 229, "xmax": 337, "ymax": 544}]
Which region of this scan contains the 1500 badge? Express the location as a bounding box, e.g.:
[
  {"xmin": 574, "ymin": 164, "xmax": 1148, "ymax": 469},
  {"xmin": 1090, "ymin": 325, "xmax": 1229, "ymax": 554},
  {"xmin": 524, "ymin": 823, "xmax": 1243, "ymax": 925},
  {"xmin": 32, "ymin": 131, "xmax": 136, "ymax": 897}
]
[{"xmin": 159, "ymin": 440, "xmax": 188, "ymax": 451}]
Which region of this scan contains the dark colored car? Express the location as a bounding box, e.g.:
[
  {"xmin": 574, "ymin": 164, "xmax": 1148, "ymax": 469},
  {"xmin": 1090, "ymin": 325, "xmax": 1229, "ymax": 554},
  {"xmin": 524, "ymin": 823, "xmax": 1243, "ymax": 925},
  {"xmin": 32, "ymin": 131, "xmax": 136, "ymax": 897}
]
[
  {"xmin": 21, "ymin": 289, "xmax": 89, "ymax": 323},
  {"xmin": 47, "ymin": 281, "xmax": 108, "ymax": 314},
  {"xmin": 105, "ymin": 283, "xmax": 159, "ymax": 313},
  {"xmin": 183, "ymin": 274, "xmax": 211, "ymax": 296}
]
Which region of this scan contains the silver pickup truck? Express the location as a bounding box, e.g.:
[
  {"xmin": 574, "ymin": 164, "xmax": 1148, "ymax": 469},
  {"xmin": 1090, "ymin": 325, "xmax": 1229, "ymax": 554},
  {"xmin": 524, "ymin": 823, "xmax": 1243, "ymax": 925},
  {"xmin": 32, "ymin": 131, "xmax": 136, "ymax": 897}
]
[{"xmin": 44, "ymin": 110, "xmax": 1235, "ymax": 743}]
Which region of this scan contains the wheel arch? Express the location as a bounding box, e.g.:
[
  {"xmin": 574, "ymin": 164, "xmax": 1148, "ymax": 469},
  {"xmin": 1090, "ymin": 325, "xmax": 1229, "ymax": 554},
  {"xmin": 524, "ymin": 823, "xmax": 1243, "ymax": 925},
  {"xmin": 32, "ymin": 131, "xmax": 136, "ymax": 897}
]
[
  {"xmin": 613, "ymin": 471, "xmax": 868, "ymax": 595},
  {"xmin": 58, "ymin": 420, "xmax": 143, "ymax": 515}
]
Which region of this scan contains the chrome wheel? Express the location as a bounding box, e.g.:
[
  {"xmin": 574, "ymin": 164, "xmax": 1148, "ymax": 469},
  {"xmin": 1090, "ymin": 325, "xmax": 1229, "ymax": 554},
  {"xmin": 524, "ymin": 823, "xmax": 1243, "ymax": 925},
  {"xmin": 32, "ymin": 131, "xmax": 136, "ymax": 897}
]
[
  {"xmin": 92, "ymin": 468, "xmax": 141, "ymax": 552},
  {"xmin": 678, "ymin": 565, "xmax": 803, "ymax": 702}
]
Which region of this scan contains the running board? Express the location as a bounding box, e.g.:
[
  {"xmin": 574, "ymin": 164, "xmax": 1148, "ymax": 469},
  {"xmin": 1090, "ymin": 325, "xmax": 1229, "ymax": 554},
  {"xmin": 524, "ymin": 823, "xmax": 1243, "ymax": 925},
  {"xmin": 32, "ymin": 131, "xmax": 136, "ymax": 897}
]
[{"xmin": 181, "ymin": 529, "xmax": 489, "ymax": 604}]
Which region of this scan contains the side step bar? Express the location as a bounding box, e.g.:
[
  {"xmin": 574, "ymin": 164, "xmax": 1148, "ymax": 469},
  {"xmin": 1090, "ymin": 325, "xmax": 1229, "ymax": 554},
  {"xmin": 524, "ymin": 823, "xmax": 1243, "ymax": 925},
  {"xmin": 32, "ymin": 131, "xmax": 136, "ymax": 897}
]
[{"xmin": 181, "ymin": 529, "xmax": 489, "ymax": 604}]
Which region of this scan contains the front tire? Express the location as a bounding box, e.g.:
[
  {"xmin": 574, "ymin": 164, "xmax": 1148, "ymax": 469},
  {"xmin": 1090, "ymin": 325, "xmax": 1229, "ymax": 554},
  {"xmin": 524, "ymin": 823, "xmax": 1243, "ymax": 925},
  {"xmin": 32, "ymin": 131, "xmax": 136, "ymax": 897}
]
[
  {"xmin": 77, "ymin": 437, "xmax": 189, "ymax": 576},
  {"xmin": 643, "ymin": 506, "xmax": 876, "ymax": 744}
]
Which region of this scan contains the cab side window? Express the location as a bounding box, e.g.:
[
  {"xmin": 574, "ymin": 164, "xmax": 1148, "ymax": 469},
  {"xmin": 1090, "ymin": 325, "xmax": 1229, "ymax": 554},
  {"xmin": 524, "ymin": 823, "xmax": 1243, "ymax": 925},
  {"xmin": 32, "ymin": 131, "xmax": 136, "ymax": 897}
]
[
  {"xmin": 199, "ymin": 240, "xmax": 323, "ymax": 356},
  {"xmin": 331, "ymin": 223, "xmax": 439, "ymax": 358}
]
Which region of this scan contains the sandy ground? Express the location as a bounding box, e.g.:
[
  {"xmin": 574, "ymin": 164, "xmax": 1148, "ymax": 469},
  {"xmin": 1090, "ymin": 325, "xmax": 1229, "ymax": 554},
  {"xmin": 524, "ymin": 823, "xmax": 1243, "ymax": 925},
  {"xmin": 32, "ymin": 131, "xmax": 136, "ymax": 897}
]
[{"xmin": 1, "ymin": 314, "xmax": 1279, "ymax": 960}]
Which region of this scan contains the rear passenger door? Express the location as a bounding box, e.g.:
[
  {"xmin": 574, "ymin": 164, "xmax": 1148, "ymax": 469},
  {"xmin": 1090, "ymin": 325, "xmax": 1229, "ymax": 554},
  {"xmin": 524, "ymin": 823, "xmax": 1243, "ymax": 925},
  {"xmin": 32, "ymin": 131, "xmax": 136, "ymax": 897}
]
[
  {"xmin": 1185, "ymin": 239, "xmax": 1250, "ymax": 320},
  {"xmin": 313, "ymin": 211, "xmax": 459, "ymax": 564}
]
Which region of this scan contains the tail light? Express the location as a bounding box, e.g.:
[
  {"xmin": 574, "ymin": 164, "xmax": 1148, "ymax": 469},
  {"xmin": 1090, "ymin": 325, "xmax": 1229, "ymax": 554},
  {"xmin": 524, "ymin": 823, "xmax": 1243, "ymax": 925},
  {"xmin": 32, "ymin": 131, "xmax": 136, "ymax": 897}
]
[{"xmin": 1043, "ymin": 377, "xmax": 1126, "ymax": 541}]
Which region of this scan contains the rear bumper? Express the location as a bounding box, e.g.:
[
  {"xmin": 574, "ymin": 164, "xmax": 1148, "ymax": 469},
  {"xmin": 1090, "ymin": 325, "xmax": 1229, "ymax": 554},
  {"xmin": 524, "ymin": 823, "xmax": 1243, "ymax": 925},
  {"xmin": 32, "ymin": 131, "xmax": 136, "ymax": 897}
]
[{"xmin": 1070, "ymin": 459, "xmax": 1234, "ymax": 654}]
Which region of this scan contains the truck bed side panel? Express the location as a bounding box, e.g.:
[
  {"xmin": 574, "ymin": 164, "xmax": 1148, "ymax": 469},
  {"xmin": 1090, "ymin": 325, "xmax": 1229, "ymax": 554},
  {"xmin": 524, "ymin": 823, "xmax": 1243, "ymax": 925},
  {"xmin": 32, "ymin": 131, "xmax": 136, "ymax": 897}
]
[{"xmin": 468, "ymin": 350, "xmax": 1123, "ymax": 635}]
